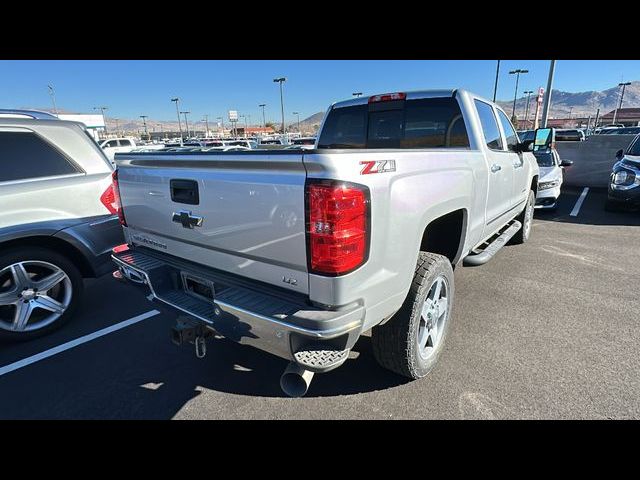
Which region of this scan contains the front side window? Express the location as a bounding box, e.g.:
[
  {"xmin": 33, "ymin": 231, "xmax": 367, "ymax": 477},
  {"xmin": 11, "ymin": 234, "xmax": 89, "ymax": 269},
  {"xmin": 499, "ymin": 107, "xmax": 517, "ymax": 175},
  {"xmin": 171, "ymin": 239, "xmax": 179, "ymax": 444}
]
[
  {"xmin": 119, "ymin": 139, "xmax": 132, "ymax": 147},
  {"xmin": 496, "ymin": 109, "xmax": 519, "ymax": 151},
  {"xmin": 474, "ymin": 100, "xmax": 503, "ymax": 150},
  {"xmin": 0, "ymin": 131, "xmax": 81, "ymax": 183}
]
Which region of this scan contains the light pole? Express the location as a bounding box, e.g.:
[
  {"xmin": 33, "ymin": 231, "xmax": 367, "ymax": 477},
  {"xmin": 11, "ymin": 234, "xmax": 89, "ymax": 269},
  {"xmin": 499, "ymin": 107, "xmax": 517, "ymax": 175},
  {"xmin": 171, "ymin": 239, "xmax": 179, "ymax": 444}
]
[
  {"xmin": 509, "ymin": 69, "xmax": 529, "ymax": 120},
  {"xmin": 259, "ymin": 104, "xmax": 266, "ymax": 128},
  {"xmin": 352, "ymin": 92, "xmax": 362, "ymax": 98},
  {"xmin": 293, "ymin": 111, "xmax": 300, "ymax": 133},
  {"xmin": 523, "ymin": 90, "xmax": 533, "ymax": 128},
  {"xmin": 541, "ymin": 60, "xmax": 556, "ymax": 128},
  {"xmin": 217, "ymin": 116, "xmax": 224, "ymax": 137},
  {"xmin": 93, "ymin": 106, "xmax": 108, "ymax": 138},
  {"xmin": 613, "ymin": 81, "xmax": 632, "ymax": 125},
  {"xmin": 47, "ymin": 84, "xmax": 58, "ymax": 115},
  {"xmin": 140, "ymin": 115, "xmax": 149, "ymax": 140},
  {"xmin": 202, "ymin": 115, "xmax": 210, "ymax": 137},
  {"xmin": 180, "ymin": 111, "xmax": 191, "ymax": 138},
  {"xmin": 492, "ymin": 60, "xmax": 501, "ymax": 102},
  {"xmin": 273, "ymin": 77, "xmax": 287, "ymax": 135},
  {"xmin": 171, "ymin": 97, "xmax": 183, "ymax": 143}
]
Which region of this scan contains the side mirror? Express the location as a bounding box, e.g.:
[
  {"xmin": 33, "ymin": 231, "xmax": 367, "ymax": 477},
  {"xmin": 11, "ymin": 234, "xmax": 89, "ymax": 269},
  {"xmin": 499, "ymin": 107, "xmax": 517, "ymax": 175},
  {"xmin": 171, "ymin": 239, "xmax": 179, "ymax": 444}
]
[
  {"xmin": 616, "ymin": 149, "xmax": 624, "ymax": 159},
  {"xmin": 533, "ymin": 127, "xmax": 555, "ymax": 151},
  {"xmin": 560, "ymin": 159, "xmax": 574, "ymax": 167}
]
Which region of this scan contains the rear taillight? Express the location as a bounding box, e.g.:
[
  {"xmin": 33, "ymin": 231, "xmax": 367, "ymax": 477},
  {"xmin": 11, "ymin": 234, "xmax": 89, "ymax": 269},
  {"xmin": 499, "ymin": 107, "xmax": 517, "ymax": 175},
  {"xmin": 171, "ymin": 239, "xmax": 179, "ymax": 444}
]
[
  {"xmin": 368, "ymin": 92, "xmax": 406, "ymax": 103},
  {"xmin": 306, "ymin": 181, "xmax": 370, "ymax": 275},
  {"xmin": 102, "ymin": 170, "xmax": 127, "ymax": 226}
]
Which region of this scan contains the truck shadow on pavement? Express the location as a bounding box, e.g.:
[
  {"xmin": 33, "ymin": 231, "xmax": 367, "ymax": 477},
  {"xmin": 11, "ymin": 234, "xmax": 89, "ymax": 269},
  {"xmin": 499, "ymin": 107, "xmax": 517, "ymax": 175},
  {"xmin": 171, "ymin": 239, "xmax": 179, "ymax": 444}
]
[{"xmin": 127, "ymin": 333, "xmax": 409, "ymax": 418}]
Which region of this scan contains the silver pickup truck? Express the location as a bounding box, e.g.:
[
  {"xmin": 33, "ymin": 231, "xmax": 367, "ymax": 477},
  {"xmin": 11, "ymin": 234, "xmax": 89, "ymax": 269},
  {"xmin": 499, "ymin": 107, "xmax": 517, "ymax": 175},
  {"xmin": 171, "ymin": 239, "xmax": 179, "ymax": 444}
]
[{"xmin": 111, "ymin": 89, "xmax": 540, "ymax": 396}]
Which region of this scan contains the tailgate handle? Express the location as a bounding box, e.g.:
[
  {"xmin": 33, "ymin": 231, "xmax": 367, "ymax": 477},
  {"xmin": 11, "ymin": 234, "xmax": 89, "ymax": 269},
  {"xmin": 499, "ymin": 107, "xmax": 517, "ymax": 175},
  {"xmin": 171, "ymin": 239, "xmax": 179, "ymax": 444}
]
[{"xmin": 170, "ymin": 179, "xmax": 199, "ymax": 205}]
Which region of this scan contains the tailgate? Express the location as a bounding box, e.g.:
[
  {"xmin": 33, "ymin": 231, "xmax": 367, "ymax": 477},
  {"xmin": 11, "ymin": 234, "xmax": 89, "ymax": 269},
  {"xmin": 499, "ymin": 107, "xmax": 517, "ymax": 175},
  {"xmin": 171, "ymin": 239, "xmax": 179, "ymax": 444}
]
[{"xmin": 115, "ymin": 151, "xmax": 309, "ymax": 293}]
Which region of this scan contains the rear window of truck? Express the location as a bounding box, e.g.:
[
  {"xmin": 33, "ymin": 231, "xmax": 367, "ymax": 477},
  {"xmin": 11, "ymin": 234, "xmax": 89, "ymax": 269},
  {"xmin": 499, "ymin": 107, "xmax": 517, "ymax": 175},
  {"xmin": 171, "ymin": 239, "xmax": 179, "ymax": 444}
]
[{"xmin": 317, "ymin": 97, "xmax": 470, "ymax": 149}]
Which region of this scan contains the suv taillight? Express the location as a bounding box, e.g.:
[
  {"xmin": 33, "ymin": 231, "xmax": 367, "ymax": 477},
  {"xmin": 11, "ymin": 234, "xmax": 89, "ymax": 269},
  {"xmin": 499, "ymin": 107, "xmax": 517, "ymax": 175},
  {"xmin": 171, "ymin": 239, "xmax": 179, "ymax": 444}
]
[
  {"xmin": 100, "ymin": 170, "xmax": 127, "ymax": 226},
  {"xmin": 306, "ymin": 181, "xmax": 370, "ymax": 275}
]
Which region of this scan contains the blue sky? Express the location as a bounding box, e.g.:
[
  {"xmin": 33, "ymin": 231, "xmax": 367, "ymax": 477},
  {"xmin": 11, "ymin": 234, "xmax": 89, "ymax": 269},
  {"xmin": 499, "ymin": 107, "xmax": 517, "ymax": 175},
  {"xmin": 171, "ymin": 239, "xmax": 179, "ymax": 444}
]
[{"xmin": 0, "ymin": 60, "xmax": 638, "ymax": 123}]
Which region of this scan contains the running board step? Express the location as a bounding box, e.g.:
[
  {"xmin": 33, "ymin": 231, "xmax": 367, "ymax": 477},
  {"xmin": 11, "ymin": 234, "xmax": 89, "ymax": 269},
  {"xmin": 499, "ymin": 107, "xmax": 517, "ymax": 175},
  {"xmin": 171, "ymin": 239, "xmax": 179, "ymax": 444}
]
[{"xmin": 463, "ymin": 220, "xmax": 522, "ymax": 267}]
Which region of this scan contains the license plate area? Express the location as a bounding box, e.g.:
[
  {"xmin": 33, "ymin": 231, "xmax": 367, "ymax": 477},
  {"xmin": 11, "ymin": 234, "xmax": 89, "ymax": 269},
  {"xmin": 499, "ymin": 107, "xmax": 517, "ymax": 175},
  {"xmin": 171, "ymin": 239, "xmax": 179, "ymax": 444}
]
[{"xmin": 181, "ymin": 272, "xmax": 215, "ymax": 302}]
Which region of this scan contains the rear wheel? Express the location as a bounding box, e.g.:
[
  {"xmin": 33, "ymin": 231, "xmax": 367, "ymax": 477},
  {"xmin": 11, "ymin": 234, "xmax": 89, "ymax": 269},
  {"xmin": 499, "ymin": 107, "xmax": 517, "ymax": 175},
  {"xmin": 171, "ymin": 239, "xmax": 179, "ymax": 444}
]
[
  {"xmin": 0, "ymin": 247, "xmax": 83, "ymax": 341},
  {"xmin": 371, "ymin": 252, "xmax": 454, "ymax": 379}
]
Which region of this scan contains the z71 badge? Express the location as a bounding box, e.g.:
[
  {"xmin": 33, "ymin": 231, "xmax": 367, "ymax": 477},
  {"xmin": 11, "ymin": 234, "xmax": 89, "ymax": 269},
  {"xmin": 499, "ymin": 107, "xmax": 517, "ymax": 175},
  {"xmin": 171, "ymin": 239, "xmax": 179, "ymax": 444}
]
[{"xmin": 360, "ymin": 160, "xmax": 396, "ymax": 175}]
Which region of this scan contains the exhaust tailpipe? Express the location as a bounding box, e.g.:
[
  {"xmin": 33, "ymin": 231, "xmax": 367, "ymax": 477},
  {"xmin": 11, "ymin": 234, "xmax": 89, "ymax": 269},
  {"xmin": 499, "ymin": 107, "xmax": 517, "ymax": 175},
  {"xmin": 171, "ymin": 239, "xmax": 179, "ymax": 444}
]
[{"xmin": 280, "ymin": 362, "xmax": 315, "ymax": 398}]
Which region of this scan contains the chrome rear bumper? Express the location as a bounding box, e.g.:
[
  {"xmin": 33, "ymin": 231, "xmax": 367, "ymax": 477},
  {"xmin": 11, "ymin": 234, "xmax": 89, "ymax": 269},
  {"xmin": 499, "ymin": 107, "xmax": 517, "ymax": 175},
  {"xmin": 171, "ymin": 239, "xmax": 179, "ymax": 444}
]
[{"xmin": 112, "ymin": 248, "xmax": 363, "ymax": 367}]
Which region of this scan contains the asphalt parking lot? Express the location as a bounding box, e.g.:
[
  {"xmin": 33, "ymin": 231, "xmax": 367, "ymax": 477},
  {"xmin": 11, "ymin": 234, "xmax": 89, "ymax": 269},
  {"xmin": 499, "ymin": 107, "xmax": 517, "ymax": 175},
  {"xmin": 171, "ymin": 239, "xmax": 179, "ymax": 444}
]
[{"xmin": 1, "ymin": 186, "xmax": 639, "ymax": 419}]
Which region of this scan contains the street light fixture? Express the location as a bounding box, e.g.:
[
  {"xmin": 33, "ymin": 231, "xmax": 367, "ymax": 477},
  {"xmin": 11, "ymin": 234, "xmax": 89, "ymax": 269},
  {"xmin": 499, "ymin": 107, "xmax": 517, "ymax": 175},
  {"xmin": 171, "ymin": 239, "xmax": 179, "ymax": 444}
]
[
  {"xmin": 140, "ymin": 115, "xmax": 149, "ymax": 140},
  {"xmin": 273, "ymin": 77, "xmax": 287, "ymax": 136},
  {"xmin": 523, "ymin": 90, "xmax": 533, "ymax": 128},
  {"xmin": 613, "ymin": 81, "xmax": 632, "ymax": 125},
  {"xmin": 509, "ymin": 69, "xmax": 529, "ymax": 119},
  {"xmin": 171, "ymin": 97, "xmax": 183, "ymax": 143},
  {"xmin": 180, "ymin": 111, "xmax": 191, "ymax": 138},
  {"xmin": 293, "ymin": 111, "xmax": 300, "ymax": 133},
  {"xmin": 93, "ymin": 106, "xmax": 108, "ymax": 138},
  {"xmin": 352, "ymin": 92, "xmax": 362, "ymax": 98},
  {"xmin": 258, "ymin": 104, "xmax": 266, "ymax": 128}
]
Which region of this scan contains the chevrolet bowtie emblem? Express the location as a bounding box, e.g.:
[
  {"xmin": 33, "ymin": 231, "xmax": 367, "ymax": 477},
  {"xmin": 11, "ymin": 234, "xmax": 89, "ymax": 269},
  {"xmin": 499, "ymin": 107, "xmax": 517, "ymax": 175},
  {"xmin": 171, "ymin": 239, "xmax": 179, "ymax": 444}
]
[{"xmin": 172, "ymin": 210, "xmax": 204, "ymax": 229}]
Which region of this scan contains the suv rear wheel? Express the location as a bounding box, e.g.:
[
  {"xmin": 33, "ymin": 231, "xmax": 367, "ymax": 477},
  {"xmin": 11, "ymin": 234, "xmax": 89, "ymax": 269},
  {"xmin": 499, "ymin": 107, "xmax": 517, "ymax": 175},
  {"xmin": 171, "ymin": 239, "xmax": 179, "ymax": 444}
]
[
  {"xmin": 0, "ymin": 247, "xmax": 83, "ymax": 341},
  {"xmin": 371, "ymin": 252, "xmax": 454, "ymax": 379}
]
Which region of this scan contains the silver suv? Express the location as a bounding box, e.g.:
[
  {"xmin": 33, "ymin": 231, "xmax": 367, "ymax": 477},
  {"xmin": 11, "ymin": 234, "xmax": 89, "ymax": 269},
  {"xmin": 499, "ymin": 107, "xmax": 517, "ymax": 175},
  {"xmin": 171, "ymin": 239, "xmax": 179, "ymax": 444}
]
[{"xmin": 0, "ymin": 110, "xmax": 124, "ymax": 340}]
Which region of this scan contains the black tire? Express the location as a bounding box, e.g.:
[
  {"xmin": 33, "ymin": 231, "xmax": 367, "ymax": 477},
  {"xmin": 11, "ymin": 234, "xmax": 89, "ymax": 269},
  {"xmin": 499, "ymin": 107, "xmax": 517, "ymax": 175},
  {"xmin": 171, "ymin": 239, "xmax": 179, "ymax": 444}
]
[
  {"xmin": 371, "ymin": 252, "xmax": 454, "ymax": 379},
  {"xmin": 604, "ymin": 198, "xmax": 624, "ymax": 212},
  {"xmin": 511, "ymin": 190, "xmax": 535, "ymax": 245},
  {"xmin": 0, "ymin": 247, "xmax": 83, "ymax": 341}
]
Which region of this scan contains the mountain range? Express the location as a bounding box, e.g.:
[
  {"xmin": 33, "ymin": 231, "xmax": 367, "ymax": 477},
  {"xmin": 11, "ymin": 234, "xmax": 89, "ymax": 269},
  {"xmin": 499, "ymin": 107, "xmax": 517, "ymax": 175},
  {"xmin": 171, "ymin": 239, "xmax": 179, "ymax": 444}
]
[{"xmin": 23, "ymin": 81, "xmax": 640, "ymax": 134}]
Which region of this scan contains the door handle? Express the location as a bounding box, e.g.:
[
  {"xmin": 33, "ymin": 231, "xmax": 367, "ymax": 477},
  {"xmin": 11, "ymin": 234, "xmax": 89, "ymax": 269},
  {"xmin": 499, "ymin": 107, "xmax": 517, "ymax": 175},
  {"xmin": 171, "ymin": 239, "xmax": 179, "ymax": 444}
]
[{"xmin": 491, "ymin": 164, "xmax": 502, "ymax": 173}]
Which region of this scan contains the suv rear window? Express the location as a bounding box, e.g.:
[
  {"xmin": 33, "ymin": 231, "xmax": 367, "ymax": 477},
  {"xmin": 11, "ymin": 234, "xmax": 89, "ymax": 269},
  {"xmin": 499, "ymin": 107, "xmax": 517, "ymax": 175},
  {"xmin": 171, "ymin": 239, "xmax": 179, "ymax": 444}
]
[
  {"xmin": 317, "ymin": 97, "xmax": 470, "ymax": 149},
  {"xmin": 0, "ymin": 131, "xmax": 81, "ymax": 183}
]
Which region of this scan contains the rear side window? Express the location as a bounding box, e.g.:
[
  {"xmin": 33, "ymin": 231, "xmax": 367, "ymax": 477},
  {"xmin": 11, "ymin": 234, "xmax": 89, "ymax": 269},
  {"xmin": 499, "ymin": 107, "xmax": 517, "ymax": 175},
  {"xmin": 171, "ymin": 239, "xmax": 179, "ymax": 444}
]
[
  {"xmin": 496, "ymin": 109, "xmax": 519, "ymax": 151},
  {"xmin": 119, "ymin": 139, "xmax": 132, "ymax": 147},
  {"xmin": 0, "ymin": 131, "xmax": 81, "ymax": 183},
  {"xmin": 474, "ymin": 100, "xmax": 503, "ymax": 150},
  {"xmin": 318, "ymin": 97, "xmax": 470, "ymax": 149}
]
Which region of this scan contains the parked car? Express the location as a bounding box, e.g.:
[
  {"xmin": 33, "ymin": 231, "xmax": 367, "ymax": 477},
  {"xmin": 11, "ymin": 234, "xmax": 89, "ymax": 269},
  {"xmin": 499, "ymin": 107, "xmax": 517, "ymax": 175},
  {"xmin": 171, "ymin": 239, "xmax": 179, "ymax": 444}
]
[
  {"xmin": 0, "ymin": 109, "xmax": 124, "ymax": 339},
  {"xmin": 226, "ymin": 140, "xmax": 257, "ymax": 149},
  {"xmin": 291, "ymin": 136, "xmax": 316, "ymax": 146},
  {"xmin": 98, "ymin": 137, "xmax": 138, "ymax": 164},
  {"xmin": 533, "ymin": 147, "xmax": 573, "ymax": 210},
  {"xmin": 606, "ymin": 133, "xmax": 640, "ymax": 211},
  {"xmin": 555, "ymin": 129, "xmax": 585, "ymax": 141},
  {"xmin": 600, "ymin": 126, "xmax": 640, "ymax": 135},
  {"xmin": 110, "ymin": 89, "xmax": 539, "ymax": 397}
]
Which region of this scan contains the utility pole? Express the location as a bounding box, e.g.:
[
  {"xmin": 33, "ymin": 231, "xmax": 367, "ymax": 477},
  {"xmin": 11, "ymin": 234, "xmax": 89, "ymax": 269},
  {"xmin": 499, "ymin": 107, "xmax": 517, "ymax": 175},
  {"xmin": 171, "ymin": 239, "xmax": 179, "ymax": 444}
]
[
  {"xmin": 181, "ymin": 111, "xmax": 191, "ymax": 138},
  {"xmin": 613, "ymin": 81, "xmax": 631, "ymax": 125},
  {"xmin": 594, "ymin": 107, "xmax": 600, "ymax": 129},
  {"xmin": 93, "ymin": 106, "xmax": 108, "ymax": 138},
  {"xmin": 509, "ymin": 69, "xmax": 529, "ymax": 119},
  {"xmin": 541, "ymin": 60, "xmax": 556, "ymax": 128},
  {"xmin": 47, "ymin": 84, "xmax": 58, "ymax": 115},
  {"xmin": 523, "ymin": 90, "xmax": 533, "ymax": 128},
  {"xmin": 259, "ymin": 104, "xmax": 266, "ymax": 128},
  {"xmin": 273, "ymin": 77, "xmax": 287, "ymax": 135},
  {"xmin": 202, "ymin": 115, "xmax": 210, "ymax": 137},
  {"xmin": 171, "ymin": 97, "xmax": 183, "ymax": 144},
  {"xmin": 492, "ymin": 60, "xmax": 501, "ymax": 103},
  {"xmin": 140, "ymin": 115, "xmax": 149, "ymax": 140},
  {"xmin": 217, "ymin": 116, "xmax": 224, "ymax": 137},
  {"xmin": 293, "ymin": 111, "xmax": 300, "ymax": 133}
]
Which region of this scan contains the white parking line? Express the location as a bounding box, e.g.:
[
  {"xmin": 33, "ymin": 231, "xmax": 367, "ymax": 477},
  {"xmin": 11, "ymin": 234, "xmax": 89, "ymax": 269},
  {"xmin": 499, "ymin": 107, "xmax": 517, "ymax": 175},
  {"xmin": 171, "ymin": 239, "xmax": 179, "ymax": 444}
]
[
  {"xmin": 0, "ymin": 309, "xmax": 160, "ymax": 378},
  {"xmin": 570, "ymin": 187, "xmax": 590, "ymax": 217}
]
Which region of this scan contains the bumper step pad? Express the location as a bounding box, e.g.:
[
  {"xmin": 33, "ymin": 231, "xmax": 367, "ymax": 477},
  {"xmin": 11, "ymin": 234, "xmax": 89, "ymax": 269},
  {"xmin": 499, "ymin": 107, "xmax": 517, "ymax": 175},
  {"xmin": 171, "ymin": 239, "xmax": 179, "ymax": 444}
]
[{"xmin": 294, "ymin": 345, "xmax": 350, "ymax": 372}]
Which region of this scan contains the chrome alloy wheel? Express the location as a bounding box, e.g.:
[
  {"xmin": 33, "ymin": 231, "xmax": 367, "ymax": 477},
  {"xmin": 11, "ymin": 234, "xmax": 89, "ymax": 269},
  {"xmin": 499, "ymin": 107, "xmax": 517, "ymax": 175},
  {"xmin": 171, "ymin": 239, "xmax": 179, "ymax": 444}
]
[
  {"xmin": 0, "ymin": 261, "xmax": 72, "ymax": 332},
  {"xmin": 417, "ymin": 275, "xmax": 449, "ymax": 360}
]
